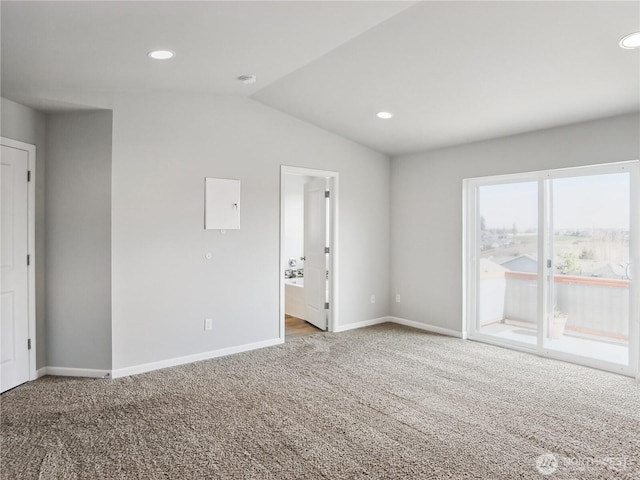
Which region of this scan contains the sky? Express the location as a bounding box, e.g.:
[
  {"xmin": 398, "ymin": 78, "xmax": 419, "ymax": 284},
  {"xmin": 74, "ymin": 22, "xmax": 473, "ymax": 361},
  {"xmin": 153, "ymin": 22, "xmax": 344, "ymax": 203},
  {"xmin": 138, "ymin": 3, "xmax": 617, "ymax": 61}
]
[{"xmin": 479, "ymin": 173, "xmax": 630, "ymax": 231}]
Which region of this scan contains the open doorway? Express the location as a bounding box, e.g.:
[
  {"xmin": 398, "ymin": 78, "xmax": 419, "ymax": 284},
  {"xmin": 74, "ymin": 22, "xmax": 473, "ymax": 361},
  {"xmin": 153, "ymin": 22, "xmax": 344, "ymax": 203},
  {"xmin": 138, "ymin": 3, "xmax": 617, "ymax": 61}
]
[{"xmin": 280, "ymin": 166, "xmax": 338, "ymax": 341}]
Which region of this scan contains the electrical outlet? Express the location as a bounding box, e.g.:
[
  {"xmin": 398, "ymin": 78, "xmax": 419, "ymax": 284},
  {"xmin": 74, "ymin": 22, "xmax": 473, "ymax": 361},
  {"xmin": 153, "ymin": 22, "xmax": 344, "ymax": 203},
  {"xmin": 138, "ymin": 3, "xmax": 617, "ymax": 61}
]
[
  {"xmin": 204, "ymin": 318, "xmax": 213, "ymax": 331},
  {"xmin": 370, "ymin": 294, "xmax": 376, "ymax": 304},
  {"xmin": 395, "ymin": 294, "xmax": 401, "ymax": 303}
]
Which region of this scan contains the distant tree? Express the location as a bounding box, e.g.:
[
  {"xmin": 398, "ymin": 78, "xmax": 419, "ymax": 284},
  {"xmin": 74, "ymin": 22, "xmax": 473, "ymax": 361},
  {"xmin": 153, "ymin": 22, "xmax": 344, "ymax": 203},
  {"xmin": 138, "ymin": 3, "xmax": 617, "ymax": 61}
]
[
  {"xmin": 579, "ymin": 248, "xmax": 595, "ymax": 260},
  {"xmin": 556, "ymin": 252, "xmax": 580, "ymax": 274}
]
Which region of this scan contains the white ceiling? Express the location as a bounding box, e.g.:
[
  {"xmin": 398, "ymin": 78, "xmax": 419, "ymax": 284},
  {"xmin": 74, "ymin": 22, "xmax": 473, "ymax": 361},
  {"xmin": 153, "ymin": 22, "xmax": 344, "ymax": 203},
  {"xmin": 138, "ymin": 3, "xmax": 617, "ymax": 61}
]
[
  {"xmin": 2, "ymin": 1, "xmax": 638, "ymax": 156},
  {"xmin": 1, "ymin": 1, "xmax": 415, "ymax": 108}
]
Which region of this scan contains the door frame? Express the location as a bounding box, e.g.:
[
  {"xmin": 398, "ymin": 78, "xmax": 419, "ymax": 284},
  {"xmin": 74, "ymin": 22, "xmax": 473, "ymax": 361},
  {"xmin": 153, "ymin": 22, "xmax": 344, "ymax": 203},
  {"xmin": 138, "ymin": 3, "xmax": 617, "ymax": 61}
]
[
  {"xmin": 280, "ymin": 166, "xmax": 339, "ymax": 340},
  {"xmin": 1, "ymin": 137, "xmax": 37, "ymax": 383},
  {"xmin": 463, "ymin": 160, "xmax": 639, "ymax": 378}
]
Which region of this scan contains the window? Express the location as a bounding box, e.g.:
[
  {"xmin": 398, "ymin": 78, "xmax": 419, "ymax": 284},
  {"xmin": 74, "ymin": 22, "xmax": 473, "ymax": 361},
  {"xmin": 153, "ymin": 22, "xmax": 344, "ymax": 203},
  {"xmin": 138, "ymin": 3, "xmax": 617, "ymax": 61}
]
[{"xmin": 464, "ymin": 161, "xmax": 639, "ymax": 376}]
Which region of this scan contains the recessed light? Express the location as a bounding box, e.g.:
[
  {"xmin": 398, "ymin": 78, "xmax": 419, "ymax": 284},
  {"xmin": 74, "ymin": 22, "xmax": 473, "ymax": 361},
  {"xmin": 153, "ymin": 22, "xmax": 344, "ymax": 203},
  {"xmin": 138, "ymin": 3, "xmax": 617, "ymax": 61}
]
[
  {"xmin": 376, "ymin": 111, "xmax": 393, "ymax": 119},
  {"xmin": 237, "ymin": 74, "xmax": 257, "ymax": 85},
  {"xmin": 619, "ymin": 32, "xmax": 640, "ymax": 49},
  {"xmin": 148, "ymin": 50, "xmax": 175, "ymax": 60}
]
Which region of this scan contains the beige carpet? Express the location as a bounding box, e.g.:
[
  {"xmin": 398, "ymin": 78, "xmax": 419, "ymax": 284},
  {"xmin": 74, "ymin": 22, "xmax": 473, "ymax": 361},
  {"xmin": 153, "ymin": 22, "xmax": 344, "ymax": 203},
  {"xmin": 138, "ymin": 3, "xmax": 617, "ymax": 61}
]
[{"xmin": 1, "ymin": 323, "xmax": 639, "ymax": 479}]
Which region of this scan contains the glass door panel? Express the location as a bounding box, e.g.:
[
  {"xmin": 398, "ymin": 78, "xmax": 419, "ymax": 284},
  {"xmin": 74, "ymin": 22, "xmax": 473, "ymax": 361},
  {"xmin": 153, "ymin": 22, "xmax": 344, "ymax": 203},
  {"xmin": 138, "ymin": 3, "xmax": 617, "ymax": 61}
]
[
  {"xmin": 477, "ymin": 182, "xmax": 538, "ymax": 347},
  {"xmin": 546, "ymin": 173, "xmax": 631, "ymax": 367}
]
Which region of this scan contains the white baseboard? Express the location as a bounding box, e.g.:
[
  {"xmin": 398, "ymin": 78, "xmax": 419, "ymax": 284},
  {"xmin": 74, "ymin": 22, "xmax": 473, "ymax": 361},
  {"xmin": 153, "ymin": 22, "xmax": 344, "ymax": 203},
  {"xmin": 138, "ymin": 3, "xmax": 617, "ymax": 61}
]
[
  {"xmin": 111, "ymin": 337, "xmax": 283, "ymax": 379},
  {"xmin": 332, "ymin": 316, "xmax": 463, "ymax": 339},
  {"xmin": 388, "ymin": 316, "xmax": 464, "ymax": 338},
  {"xmin": 35, "ymin": 320, "xmax": 462, "ymax": 382},
  {"xmin": 333, "ymin": 316, "xmax": 390, "ymax": 333},
  {"xmin": 39, "ymin": 366, "xmax": 111, "ymax": 379}
]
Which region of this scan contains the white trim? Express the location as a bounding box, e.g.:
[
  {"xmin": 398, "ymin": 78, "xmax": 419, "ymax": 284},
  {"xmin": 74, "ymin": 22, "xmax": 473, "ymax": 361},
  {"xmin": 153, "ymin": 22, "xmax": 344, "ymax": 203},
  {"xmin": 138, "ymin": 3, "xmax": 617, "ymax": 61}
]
[
  {"xmin": 462, "ymin": 178, "xmax": 478, "ymax": 341},
  {"xmin": 280, "ymin": 166, "xmax": 339, "ymax": 338},
  {"xmin": 332, "ymin": 316, "xmax": 389, "ymax": 332},
  {"xmin": 111, "ymin": 337, "xmax": 283, "ymax": 379},
  {"xmin": 389, "ymin": 316, "xmax": 465, "ymax": 338},
  {"xmin": 1, "ymin": 137, "xmax": 37, "ymax": 383},
  {"xmin": 461, "ymin": 181, "xmax": 470, "ymax": 339},
  {"xmin": 36, "ymin": 319, "xmax": 467, "ymax": 381},
  {"xmin": 329, "ymin": 174, "xmax": 339, "ymax": 333},
  {"xmin": 332, "ymin": 316, "xmax": 465, "ymax": 337},
  {"xmin": 39, "ymin": 367, "xmax": 110, "ymax": 379},
  {"xmin": 629, "ymin": 163, "xmax": 640, "ymax": 378}
]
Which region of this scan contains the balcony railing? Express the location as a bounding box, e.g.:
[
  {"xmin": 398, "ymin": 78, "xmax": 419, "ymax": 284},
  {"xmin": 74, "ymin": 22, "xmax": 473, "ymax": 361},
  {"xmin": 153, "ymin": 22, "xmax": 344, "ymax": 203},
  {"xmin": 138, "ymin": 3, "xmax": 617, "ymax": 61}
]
[{"xmin": 480, "ymin": 271, "xmax": 629, "ymax": 340}]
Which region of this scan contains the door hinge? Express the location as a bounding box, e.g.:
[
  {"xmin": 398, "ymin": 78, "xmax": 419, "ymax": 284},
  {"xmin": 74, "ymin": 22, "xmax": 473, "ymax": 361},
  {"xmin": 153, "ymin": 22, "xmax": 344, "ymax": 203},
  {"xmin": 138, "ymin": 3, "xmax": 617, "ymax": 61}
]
[
  {"xmin": 324, "ymin": 247, "xmax": 330, "ymax": 254},
  {"xmin": 324, "ymin": 302, "xmax": 330, "ymax": 310},
  {"xmin": 325, "ymin": 190, "xmax": 330, "ymax": 198},
  {"xmin": 547, "ymin": 259, "xmax": 552, "ymax": 268},
  {"xmin": 27, "ymin": 339, "xmax": 31, "ymax": 350},
  {"xmin": 27, "ymin": 170, "xmax": 32, "ymax": 182},
  {"xmin": 27, "ymin": 254, "xmax": 30, "ymax": 266}
]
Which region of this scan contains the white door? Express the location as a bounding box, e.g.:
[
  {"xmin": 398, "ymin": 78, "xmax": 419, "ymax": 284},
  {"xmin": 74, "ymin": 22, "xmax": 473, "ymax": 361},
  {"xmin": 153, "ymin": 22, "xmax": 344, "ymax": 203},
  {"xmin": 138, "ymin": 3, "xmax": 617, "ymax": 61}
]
[
  {"xmin": 1, "ymin": 144, "xmax": 31, "ymax": 392},
  {"xmin": 303, "ymin": 177, "xmax": 328, "ymax": 330}
]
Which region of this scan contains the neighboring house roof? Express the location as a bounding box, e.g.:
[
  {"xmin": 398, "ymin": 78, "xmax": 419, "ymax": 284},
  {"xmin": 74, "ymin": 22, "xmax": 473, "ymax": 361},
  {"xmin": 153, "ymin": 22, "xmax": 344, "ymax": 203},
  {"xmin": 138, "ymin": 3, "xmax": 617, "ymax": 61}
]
[
  {"xmin": 588, "ymin": 263, "xmax": 628, "ymax": 280},
  {"xmin": 500, "ymin": 254, "xmax": 538, "ymax": 273}
]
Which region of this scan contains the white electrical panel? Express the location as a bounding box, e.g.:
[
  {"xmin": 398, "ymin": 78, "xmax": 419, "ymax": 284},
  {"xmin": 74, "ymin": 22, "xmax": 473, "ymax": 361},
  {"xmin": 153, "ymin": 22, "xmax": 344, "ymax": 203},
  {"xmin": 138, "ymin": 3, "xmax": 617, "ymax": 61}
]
[{"xmin": 205, "ymin": 177, "xmax": 240, "ymax": 230}]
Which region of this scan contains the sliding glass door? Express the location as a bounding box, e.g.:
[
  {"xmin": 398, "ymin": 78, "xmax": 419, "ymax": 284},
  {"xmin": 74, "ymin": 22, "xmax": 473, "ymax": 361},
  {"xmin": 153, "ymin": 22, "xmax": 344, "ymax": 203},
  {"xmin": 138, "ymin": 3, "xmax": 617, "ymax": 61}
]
[
  {"xmin": 546, "ymin": 173, "xmax": 632, "ymax": 368},
  {"xmin": 466, "ymin": 162, "xmax": 639, "ymax": 376},
  {"xmin": 476, "ymin": 182, "xmax": 539, "ymax": 347}
]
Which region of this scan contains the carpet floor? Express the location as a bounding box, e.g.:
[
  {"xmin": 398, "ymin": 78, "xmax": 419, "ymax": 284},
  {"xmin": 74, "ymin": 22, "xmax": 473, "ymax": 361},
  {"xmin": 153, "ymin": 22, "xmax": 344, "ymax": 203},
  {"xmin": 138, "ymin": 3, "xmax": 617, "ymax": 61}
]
[{"xmin": 1, "ymin": 323, "xmax": 639, "ymax": 479}]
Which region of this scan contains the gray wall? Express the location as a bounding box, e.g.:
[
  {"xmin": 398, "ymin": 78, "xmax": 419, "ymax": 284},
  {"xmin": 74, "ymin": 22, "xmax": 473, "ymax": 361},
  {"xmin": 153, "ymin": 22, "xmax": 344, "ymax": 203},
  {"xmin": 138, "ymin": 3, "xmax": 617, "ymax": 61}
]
[
  {"xmin": 46, "ymin": 111, "xmax": 112, "ymax": 369},
  {"xmin": 111, "ymin": 94, "xmax": 390, "ymax": 370},
  {"xmin": 1, "ymin": 97, "xmax": 47, "ymax": 369},
  {"xmin": 3, "ymin": 94, "xmax": 636, "ymax": 374},
  {"xmin": 390, "ymin": 113, "xmax": 640, "ymax": 333}
]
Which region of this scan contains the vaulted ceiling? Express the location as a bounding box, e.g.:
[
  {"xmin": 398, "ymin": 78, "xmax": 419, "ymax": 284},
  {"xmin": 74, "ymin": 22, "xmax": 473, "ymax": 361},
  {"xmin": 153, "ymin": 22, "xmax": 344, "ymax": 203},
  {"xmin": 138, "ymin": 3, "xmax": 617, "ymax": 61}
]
[{"xmin": 2, "ymin": 1, "xmax": 638, "ymax": 156}]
